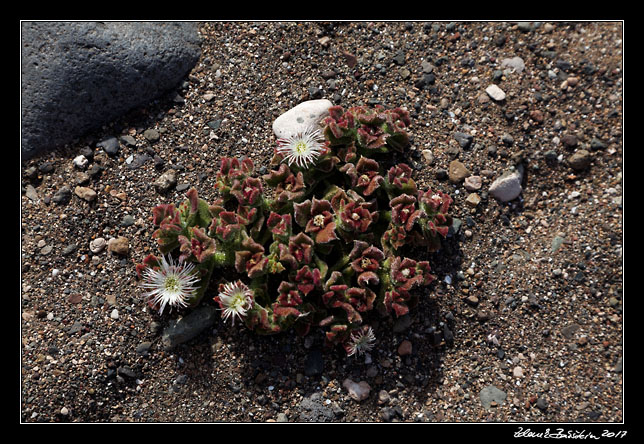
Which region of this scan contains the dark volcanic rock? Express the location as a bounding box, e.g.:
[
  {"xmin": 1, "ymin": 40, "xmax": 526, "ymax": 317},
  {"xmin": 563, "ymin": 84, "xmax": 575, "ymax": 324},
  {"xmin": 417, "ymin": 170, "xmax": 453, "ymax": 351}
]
[{"xmin": 21, "ymin": 21, "xmax": 201, "ymax": 159}]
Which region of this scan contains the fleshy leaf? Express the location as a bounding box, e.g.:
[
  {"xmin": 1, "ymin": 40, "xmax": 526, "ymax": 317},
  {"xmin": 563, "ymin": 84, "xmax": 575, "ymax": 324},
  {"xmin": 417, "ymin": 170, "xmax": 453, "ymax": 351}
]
[
  {"xmin": 294, "ymin": 265, "xmax": 322, "ymax": 296},
  {"xmin": 303, "ymin": 198, "xmax": 338, "ymax": 244},
  {"xmin": 178, "ymin": 226, "xmax": 216, "ymax": 263},
  {"xmin": 390, "ymin": 193, "xmax": 425, "ymax": 232},
  {"xmin": 386, "ymin": 163, "xmax": 417, "ymax": 195},
  {"xmin": 349, "ymin": 241, "xmax": 385, "ymax": 274},
  {"xmin": 383, "ymin": 288, "xmax": 411, "ymax": 317},
  {"xmin": 390, "ymin": 256, "xmax": 434, "ymax": 291},
  {"xmin": 266, "ymin": 212, "xmax": 292, "ymax": 241}
]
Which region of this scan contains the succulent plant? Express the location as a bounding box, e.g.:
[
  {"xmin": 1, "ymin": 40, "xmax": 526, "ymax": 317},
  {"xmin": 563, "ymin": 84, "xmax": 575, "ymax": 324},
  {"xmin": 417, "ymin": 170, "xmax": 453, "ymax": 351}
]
[{"xmin": 137, "ymin": 104, "xmax": 452, "ymax": 356}]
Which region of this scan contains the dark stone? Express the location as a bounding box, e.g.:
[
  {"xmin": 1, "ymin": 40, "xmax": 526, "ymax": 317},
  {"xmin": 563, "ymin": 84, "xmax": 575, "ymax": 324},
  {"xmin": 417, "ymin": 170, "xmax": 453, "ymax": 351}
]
[
  {"xmin": 298, "ymin": 392, "xmax": 335, "ymax": 422},
  {"xmin": 304, "ymin": 349, "xmax": 324, "ymax": 376},
  {"xmin": 393, "ymin": 51, "xmax": 406, "ymax": 65},
  {"xmin": 39, "ymin": 162, "xmax": 54, "ymax": 174},
  {"xmin": 443, "ymin": 324, "xmax": 454, "ymax": 346},
  {"xmin": 590, "ymin": 138, "xmax": 607, "ymax": 151},
  {"xmin": 414, "ymin": 73, "xmax": 435, "ymax": 89},
  {"xmin": 135, "ymin": 341, "xmax": 152, "ymax": 356},
  {"xmin": 52, "ymin": 186, "xmax": 72, "ymax": 205},
  {"xmin": 544, "ymin": 150, "xmax": 558, "ymax": 164},
  {"xmin": 561, "ymin": 134, "xmax": 578, "ymax": 149},
  {"xmin": 87, "ymin": 164, "xmax": 103, "ymax": 178},
  {"xmin": 320, "ymin": 69, "xmax": 337, "ymax": 79},
  {"xmin": 561, "ymin": 323, "xmax": 580, "ymax": 340},
  {"xmin": 119, "ymin": 135, "xmax": 137, "ymax": 147},
  {"xmin": 307, "ymin": 87, "xmax": 323, "ymax": 99},
  {"xmin": 536, "ymin": 398, "xmax": 548, "ymax": 411},
  {"xmin": 453, "ymin": 132, "xmax": 473, "ymax": 149},
  {"xmin": 556, "ymin": 59, "xmax": 572, "ymax": 72},
  {"xmin": 381, "ymin": 406, "xmax": 401, "ymax": 422},
  {"xmin": 21, "ymin": 22, "xmax": 201, "ymax": 159},
  {"xmin": 117, "ymin": 365, "xmax": 137, "ymax": 379},
  {"xmin": 161, "ymin": 305, "xmax": 218, "ymax": 350},
  {"xmin": 97, "ymin": 137, "xmax": 120, "ymax": 156},
  {"xmin": 207, "ymin": 119, "xmax": 222, "ymax": 130},
  {"xmin": 127, "ymin": 153, "xmax": 151, "ymax": 169}
]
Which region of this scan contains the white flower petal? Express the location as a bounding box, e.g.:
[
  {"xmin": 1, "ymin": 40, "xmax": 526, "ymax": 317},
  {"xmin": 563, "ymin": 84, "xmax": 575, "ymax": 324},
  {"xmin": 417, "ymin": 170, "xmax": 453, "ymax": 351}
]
[
  {"xmin": 276, "ymin": 127, "xmax": 325, "ymax": 169},
  {"xmin": 140, "ymin": 255, "xmax": 199, "ymax": 314},
  {"xmin": 216, "ymin": 280, "xmax": 255, "ymax": 325}
]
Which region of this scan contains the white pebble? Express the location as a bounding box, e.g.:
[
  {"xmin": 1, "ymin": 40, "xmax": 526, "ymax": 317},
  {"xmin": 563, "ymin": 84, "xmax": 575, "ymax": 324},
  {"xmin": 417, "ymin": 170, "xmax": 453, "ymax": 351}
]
[
  {"xmin": 89, "ymin": 237, "xmax": 106, "ymax": 254},
  {"xmin": 52, "ymin": 269, "xmax": 60, "ymax": 277},
  {"xmin": 513, "ymin": 366, "xmax": 524, "ymax": 378},
  {"xmin": 60, "ymin": 407, "xmax": 69, "ymax": 415},
  {"xmin": 272, "ymin": 99, "xmax": 333, "ymax": 139},
  {"xmin": 110, "ymin": 309, "xmax": 119, "ymax": 320},
  {"xmin": 485, "ymin": 84, "xmax": 507, "ymax": 101},
  {"xmin": 73, "ymin": 155, "xmax": 88, "ymax": 169}
]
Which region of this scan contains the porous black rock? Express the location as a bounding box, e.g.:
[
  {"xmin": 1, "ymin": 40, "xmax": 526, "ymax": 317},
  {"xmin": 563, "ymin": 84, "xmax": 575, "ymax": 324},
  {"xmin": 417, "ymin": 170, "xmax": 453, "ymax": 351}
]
[{"xmin": 21, "ymin": 21, "xmax": 201, "ymax": 159}]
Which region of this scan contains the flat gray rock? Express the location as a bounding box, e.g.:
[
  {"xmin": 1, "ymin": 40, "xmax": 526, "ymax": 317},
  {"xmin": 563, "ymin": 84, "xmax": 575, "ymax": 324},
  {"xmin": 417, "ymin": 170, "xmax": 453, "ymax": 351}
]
[
  {"xmin": 501, "ymin": 56, "xmax": 526, "ymax": 73},
  {"xmin": 161, "ymin": 305, "xmax": 218, "ymax": 350},
  {"xmin": 489, "ymin": 165, "xmax": 523, "ymax": 202},
  {"xmin": 21, "ymin": 21, "xmax": 201, "ymax": 159},
  {"xmin": 480, "ymin": 385, "xmax": 507, "ymax": 410}
]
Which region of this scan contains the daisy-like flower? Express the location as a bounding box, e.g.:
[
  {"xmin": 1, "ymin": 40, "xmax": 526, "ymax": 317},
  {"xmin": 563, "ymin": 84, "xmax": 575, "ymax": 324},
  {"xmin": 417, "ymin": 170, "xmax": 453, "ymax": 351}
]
[
  {"xmin": 276, "ymin": 127, "xmax": 325, "ymax": 169},
  {"xmin": 140, "ymin": 255, "xmax": 200, "ymax": 315},
  {"xmin": 215, "ymin": 280, "xmax": 255, "ymax": 325},
  {"xmin": 345, "ymin": 326, "xmax": 376, "ymax": 357}
]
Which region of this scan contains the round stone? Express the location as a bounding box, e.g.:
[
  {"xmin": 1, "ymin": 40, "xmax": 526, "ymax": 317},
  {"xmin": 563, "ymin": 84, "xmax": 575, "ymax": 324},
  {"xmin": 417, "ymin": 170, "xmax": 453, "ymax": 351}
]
[
  {"xmin": 272, "ymin": 99, "xmax": 333, "ymax": 139},
  {"xmin": 567, "ymin": 150, "xmax": 592, "ymax": 171},
  {"xmin": 464, "ymin": 175, "xmax": 482, "ymax": 191},
  {"xmin": 89, "ymin": 237, "xmax": 107, "ymax": 254},
  {"xmin": 448, "ymin": 160, "xmax": 470, "ymax": 183}
]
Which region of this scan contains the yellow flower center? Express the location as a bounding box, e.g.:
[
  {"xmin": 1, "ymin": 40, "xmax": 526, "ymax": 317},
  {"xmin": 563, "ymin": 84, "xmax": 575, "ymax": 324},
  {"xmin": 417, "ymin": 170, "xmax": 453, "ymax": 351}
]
[
  {"xmin": 164, "ymin": 276, "xmax": 179, "ymax": 293},
  {"xmin": 295, "ymin": 141, "xmax": 308, "ymax": 154},
  {"xmin": 313, "ymin": 214, "xmax": 326, "ymax": 227}
]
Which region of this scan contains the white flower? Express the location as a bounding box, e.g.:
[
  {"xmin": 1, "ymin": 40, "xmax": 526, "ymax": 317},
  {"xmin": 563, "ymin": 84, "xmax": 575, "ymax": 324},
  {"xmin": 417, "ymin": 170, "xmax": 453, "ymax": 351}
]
[
  {"xmin": 275, "ymin": 127, "xmax": 325, "ymax": 169},
  {"xmin": 140, "ymin": 255, "xmax": 200, "ymax": 315},
  {"xmin": 216, "ymin": 280, "xmax": 255, "ymax": 325},
  {"xmin": 346, "ymin": 326, "xmax": 376, "ymax": 357}
]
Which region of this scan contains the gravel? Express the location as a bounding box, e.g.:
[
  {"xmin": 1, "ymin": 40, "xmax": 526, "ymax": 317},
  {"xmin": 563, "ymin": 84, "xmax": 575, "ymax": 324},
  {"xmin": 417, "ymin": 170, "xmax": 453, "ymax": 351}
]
[{"xmin": 21, "ymin": 21, "xmax": 623, "ymax": 423}]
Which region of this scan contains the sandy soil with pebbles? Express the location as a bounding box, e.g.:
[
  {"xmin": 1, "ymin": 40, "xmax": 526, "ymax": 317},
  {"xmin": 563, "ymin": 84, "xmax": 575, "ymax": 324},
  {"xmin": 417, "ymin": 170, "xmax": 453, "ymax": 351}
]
[{"xmin": 21, "ymin": 21, "xmax": 623, "ymax": 424}]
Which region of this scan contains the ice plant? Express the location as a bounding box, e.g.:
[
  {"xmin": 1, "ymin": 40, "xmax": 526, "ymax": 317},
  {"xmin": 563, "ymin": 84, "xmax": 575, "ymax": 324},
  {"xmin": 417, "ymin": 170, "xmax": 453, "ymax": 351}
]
[
  {"xmin": 137, "ymin": 103, "xmax": 453, "ymax": 357},
  {"xmin": 275, "ymin": 127, "xmax": 326, "ymax": 169},
  {"xmin": 140, "ymin": 254, "xmax": 200, "ymax": 315},
  {"xmin": 215, "ymin": 280, "xmax": 254, "ymax": 325},
  {"xmin": 345, "ymin": 325, "xmax": 376, "ymax": 357}
]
